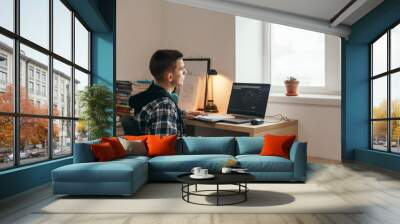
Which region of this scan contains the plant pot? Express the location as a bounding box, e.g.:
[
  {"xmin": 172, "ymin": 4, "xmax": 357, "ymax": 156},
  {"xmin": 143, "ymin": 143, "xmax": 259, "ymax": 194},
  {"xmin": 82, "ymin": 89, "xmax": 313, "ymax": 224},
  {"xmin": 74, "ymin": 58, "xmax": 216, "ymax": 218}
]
[{"xmin": 285, "ymin": 80, "xmax": 299, "ymax": 96}]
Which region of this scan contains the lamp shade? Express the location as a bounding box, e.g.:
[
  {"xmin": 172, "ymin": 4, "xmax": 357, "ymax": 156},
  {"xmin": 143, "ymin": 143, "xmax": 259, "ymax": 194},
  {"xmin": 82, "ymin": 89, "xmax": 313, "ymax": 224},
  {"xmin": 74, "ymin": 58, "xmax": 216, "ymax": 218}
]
[{"xmin": 208, "ymin": 69, "xmax": 218, "ymax": 76}]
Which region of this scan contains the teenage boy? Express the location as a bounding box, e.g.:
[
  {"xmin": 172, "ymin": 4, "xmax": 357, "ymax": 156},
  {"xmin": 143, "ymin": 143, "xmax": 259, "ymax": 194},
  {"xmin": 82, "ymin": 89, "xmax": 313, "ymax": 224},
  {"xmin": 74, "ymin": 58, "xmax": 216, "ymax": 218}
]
[{"xmin": 129, "ymin": 50, "xmax": 190, "ymax": 136}]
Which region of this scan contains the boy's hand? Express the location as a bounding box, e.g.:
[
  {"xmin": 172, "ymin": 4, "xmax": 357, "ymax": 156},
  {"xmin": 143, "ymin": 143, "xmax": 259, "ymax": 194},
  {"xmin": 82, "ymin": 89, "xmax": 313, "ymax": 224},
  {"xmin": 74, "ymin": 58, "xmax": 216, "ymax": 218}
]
[{"xmin": 184, "ymin": 111, "xmax": 205, "ymax": 119}]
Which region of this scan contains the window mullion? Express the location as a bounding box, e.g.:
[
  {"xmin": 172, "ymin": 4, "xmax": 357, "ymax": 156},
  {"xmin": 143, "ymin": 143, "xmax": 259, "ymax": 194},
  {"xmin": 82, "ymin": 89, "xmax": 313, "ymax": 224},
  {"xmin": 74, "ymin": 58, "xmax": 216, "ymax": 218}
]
[
  {"xmin": 71, "ymin": 10, "xmax": 76, "ymax": 151},
  {"xmin": 49, "ymin": 0, "xmax": 54, "ymax": 160},
  {"xmin": 14, "ymin": 0, "xmax": 21, "ymax": 167},
  {"xmin": 388, "ymin": 30, "xmax": 391, "ymax": 153}
]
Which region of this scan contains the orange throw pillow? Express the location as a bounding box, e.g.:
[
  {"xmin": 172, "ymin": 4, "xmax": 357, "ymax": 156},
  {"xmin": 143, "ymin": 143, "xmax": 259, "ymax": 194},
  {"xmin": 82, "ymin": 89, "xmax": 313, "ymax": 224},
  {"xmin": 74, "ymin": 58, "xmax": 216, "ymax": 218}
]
[
  {"xmin": 91, "ymin": 142, "xmax": 117, "ymax": 161},
  {"xmin": 146, "ymin": 135, "xmax": 177, "ymax": 157},
  {"xmin": 101, "ymin": 137, "xmax": 127, "ymax": 158},
  {"xmin": 260, "ymin": 134, "xmax": 296, "ymax": 159}
]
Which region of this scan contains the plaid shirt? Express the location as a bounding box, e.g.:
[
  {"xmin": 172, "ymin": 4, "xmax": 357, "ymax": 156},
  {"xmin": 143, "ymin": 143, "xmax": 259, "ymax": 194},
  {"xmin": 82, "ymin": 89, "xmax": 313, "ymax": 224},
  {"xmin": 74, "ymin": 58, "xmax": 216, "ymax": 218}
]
[{"xmin": 135, "ymin": 96, "xmax": 182, "ymax": 136}]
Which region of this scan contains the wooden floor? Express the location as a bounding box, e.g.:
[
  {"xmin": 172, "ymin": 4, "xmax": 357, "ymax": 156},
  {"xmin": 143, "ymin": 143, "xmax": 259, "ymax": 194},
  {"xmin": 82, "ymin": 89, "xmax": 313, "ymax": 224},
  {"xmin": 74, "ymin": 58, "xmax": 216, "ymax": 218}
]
[{"xmin": 1, "ymin": 161, "xmax": 400, "ymax": 224}]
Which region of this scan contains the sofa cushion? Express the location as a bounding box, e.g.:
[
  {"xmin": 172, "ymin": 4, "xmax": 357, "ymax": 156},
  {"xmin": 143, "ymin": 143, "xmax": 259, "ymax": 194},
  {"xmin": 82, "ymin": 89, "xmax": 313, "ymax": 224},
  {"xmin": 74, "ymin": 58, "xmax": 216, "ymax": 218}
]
[
  {"xmin": 91, "ymin": 142, "xmax": 118, "ymax": 161},
  {"xmin": 260, "ymin": 134, "xmax": 296, "ymax": 159},
  {"xmin": 236, "ymin": 155, "xmax": 293, "ymax": 172},
  {"xmin": 147, "ymin": 135, "xmax": 177, "ymax": 157},
  {"xmin": 118, "ymin": 137, "xmax": 147, "ymax": 156},
  {"xmin": 180, "ymin": 137, "xmax": 235, "ymax": 155},
  {"xmin": 235, "ymin": 137, "xmax": 263, "ymax": 155},
  {"xmin": 148, "ymin": 154, "xmax": 235, "ymax": 172},
  {"xmin": 101, "ymin": 137, "xmax": 127, "ymax": 158},
  {"xmin": 53, "ymin": 158, "xmax": 148, "ymax": 183}
]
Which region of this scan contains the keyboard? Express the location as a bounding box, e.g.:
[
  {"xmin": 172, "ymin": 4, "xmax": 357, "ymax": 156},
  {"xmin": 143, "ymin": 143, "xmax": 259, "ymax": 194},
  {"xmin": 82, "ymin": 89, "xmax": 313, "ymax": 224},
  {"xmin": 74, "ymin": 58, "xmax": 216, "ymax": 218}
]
[{"xmin": 193, "ymin": 114, "xmax": 234, "ymax": 122}]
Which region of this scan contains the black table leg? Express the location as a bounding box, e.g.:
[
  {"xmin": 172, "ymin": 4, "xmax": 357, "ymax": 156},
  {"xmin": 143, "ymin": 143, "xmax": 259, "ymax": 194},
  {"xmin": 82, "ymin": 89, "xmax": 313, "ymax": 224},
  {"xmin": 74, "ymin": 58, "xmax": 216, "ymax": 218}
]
[
  {"xmin": 217, "ymin": 184, "xmax": 219, "ymax": 206},
  {"xmin": 245, "ymin": 183, "xmax": 247, "ymax": 201},
  {"xmin": 195, "ymin": 184, "xmax": 197, "ymax": 192}
]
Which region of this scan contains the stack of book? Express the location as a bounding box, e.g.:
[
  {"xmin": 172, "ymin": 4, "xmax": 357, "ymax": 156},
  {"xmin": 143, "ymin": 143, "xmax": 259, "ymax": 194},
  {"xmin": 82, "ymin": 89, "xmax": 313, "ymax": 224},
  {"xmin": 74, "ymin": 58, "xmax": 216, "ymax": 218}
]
[
  {"xmin": 115, "ymin": 80, "xmax": 152, "ymax": 136},
  {"xmin": 116, "ymin": 80, "xmax": 133, "ymax": 136}
]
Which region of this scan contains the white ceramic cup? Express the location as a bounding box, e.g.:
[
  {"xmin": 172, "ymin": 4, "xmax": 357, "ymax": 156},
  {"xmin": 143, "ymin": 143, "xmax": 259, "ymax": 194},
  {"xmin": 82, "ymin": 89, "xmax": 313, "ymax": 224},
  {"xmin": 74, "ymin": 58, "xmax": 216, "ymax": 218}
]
[
  {"xmin": 191, "ymin": 167, "xmax": 202, "ymax": 176},
  {"xmin": 200, "ymin": 169, "xmax": 208, "ymax": 176},
  {"xmin": 221, "ymin": 167, "xmax": 232, "ymax": 174}
]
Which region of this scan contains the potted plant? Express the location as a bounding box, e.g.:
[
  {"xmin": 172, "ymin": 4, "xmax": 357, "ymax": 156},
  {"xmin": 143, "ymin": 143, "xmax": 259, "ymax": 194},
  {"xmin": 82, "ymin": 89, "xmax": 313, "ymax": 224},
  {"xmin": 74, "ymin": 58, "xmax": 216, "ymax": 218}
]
[
  {"xmin": 284, "ymin": 76, "xmax": 299, "ymax": 96},
  {"xmin": 79, "ymin": 84, "xmax": 114, "ymax": 140}
]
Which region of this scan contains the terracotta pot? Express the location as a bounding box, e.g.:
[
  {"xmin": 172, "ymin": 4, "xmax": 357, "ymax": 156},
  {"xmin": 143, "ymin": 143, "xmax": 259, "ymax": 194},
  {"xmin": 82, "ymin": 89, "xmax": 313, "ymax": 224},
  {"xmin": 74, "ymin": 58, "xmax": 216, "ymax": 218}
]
[{"xmin": 285, "ymin": 80, "xmax": 299, "ymax": 96}]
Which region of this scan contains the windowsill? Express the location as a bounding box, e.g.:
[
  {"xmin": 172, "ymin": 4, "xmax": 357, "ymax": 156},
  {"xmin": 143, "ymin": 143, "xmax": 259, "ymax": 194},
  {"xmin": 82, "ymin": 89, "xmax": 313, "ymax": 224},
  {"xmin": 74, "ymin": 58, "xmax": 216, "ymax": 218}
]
[
  {"xmin": 0, "ymin": 156, "xmax": 72, "ymax": 175},
  {"xmin": 269, "ymin": 93, "xmax": 341, "ymax": 106}
]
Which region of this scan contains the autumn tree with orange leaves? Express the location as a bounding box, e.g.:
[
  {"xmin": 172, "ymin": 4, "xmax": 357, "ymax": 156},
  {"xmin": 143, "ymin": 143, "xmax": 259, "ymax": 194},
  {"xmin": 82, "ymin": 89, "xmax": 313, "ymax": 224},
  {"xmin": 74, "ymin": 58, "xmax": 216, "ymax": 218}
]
[{"xmin": 0, "ymin": 85, "xmax": 59, "ymax": 152}]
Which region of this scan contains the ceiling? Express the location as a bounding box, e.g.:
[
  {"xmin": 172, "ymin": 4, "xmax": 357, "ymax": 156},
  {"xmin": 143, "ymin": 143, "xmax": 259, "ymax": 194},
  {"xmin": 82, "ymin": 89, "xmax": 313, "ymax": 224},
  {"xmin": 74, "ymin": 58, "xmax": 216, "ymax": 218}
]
[
  {"xmin": 223, "ymin": 0, "xmax": 382, "ymax": 25},
  {"xmin": 224, "ymin": 0, "xmax": 352, "ymax": 24},
  {"xmin": 165, "ymin": 0, "xmax": 384, "ymax": 37}
]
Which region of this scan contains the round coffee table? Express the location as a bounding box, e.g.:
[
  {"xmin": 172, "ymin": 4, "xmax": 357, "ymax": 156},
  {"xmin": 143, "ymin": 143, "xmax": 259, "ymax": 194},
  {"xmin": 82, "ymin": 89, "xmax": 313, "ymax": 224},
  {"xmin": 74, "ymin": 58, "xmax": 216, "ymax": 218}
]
[{"xmin": 177, "ymin": 173, "xmax": 255, "ymax": 206}]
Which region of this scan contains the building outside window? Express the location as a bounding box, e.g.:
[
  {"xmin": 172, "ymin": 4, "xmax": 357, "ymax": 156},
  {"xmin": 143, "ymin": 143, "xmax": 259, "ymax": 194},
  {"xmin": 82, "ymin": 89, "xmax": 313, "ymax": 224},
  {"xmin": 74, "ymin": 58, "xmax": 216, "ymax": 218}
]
[{"xmin": 0, "ymin": 0, "xmax": 91, "ymax": 170}]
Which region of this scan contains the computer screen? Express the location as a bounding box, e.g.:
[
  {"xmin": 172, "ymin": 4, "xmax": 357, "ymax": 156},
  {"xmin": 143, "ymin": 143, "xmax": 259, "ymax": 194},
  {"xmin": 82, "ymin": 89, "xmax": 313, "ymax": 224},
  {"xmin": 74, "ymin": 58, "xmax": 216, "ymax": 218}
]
[{"xmin": 227, "ymin": 83, "xmax": 271, "ymax": 118}]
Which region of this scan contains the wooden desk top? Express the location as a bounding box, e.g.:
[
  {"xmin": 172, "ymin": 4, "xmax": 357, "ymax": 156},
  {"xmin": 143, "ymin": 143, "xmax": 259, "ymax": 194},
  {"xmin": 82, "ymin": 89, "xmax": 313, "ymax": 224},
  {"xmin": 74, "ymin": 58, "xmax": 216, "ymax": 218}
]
[{"xmin": 184, "ymin": 118, "xmax": 298, "ymax": 136}]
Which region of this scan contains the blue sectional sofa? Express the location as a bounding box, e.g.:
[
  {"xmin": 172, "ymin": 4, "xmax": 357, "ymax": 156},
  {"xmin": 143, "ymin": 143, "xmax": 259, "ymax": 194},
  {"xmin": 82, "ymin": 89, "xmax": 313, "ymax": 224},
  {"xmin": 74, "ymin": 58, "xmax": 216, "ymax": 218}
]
[{"xmin": 52, "ymin": 137, "xmax": 307, "ymax": 196}]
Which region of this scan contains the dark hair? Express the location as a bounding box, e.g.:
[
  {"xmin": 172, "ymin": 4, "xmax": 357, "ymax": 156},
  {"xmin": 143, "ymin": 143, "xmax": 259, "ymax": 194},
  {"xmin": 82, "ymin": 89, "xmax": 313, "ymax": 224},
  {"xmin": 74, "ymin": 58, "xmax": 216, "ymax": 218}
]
[{"xmin": 149, "ymin": 50, "xmax": 183, "ymax": 81}]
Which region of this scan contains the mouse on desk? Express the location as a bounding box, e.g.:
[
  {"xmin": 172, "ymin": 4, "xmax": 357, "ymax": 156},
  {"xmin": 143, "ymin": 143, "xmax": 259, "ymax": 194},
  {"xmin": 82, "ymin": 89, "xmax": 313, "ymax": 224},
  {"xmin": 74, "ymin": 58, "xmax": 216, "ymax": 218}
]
[{"xmin": 250, "ymin": 118, "xmax": 264, "ymax": 125}]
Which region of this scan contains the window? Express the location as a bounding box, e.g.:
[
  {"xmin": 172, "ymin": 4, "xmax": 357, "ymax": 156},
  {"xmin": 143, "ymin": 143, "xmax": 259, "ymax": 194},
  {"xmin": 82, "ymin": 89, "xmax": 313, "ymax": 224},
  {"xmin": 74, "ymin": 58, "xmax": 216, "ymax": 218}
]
[
  {"xmin": 0, "ymin": 71, "xmax": 6, "ymax": 85},
  {"xmin": 371, "ymin": 23, "xmax": 400, "ymax": 154},
  {"xmin": 235, "ymin": 17, "xmax": 341, "ymax": 95},
  {"xmin": 0, "ymin": 0, "xmax": 14, "ymax": 31},
  {"xmin": 35, "ymin": 83, "xmax": 40, "ymax": 95},
  {"xmin": 270, "ymin": 24, "xmax": 325, "ymax": 87},
  {"xmin": 0, "ymin": 55, "xmax": 7, "ymax": 67},
  {"xmin": 28, "ymin": 81, "xmax": 34, "ymax": 94},
  {"xmin": 53, "ymin": 0, "xmax": 72, "ymax": 60},
  {"xmin": 20, "ymin": 0, "xmax": 49, "ymax": 49},
  {"xmin": 75, "ymin": 18, "xmax": 89, "ymax": 70},
  {"xmin": 28, "ymin": 67, "xmax": 34, "ymax": 80},
  {"xmin": 42, "ymin": 85, "xmax": 46, "ymax": 97},
  {"xmin": 0, "ymin": 0, "xmax": 91, "ymax": 170},
  {"xmin": 0, "ymin": 35, "xmax": 13, "ymax": 113},
  {"xmin": 35, "ymin": 70, "xmax": 41, "ymax": 81}
]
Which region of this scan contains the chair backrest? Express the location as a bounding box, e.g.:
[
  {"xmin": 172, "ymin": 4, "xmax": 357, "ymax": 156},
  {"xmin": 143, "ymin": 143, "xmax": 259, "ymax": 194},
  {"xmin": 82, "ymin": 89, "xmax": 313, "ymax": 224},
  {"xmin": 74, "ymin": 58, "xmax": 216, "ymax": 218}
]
[{"xmin": 121, "ymin": 115, "xmax": 142, "ymax": 135}]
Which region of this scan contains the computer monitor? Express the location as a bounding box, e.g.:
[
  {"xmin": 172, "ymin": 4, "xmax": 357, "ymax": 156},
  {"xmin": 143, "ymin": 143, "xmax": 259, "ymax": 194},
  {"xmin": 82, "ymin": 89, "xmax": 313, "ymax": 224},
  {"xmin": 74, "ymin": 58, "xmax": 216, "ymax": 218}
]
[{"xmin": 227, "ymin": 83, "xmax": 271, "ymax": 118}]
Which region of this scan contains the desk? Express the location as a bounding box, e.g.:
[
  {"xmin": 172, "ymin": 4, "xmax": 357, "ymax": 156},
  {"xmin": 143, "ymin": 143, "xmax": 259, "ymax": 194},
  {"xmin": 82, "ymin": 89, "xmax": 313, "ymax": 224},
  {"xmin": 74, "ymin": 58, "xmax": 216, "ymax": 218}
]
[{"xmin": 185, "ymin": 119, "xmax": 298, "ymax": 137}]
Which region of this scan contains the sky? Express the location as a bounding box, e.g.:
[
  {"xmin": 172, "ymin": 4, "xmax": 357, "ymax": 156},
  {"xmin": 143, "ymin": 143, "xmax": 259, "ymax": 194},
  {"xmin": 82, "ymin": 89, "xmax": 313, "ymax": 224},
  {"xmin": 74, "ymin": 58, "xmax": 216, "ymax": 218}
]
[
  {"xmin": 271, "ymin": 23, "xmax": 325, "ymax": 87},
  {"xmin": 0, "ymin": 0, "xmax": 89, "ymax": 75}
]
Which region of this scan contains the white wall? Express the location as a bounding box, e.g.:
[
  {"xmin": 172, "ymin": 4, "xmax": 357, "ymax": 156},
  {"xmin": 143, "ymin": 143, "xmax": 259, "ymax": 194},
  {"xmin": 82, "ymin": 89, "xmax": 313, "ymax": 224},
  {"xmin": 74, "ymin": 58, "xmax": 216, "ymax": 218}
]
[{"xmin": 267, "ymin": 98, "xmax": 341, "ymax": 160}]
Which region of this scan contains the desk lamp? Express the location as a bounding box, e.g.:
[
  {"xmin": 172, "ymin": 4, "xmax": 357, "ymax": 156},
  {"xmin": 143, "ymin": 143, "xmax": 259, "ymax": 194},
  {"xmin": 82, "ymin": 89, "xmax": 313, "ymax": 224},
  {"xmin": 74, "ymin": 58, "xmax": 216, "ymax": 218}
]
[{"xmin": 204, "ymin": 69, "xmax": 218, "ymax": 113}]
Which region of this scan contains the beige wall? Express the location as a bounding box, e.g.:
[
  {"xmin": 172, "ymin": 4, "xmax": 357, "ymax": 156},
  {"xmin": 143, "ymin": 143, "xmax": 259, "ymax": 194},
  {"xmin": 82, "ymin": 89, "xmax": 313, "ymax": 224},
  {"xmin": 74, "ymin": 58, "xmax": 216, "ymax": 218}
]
[
  {"xmin": 117, "ymin": 0, "xmax": 164, "ymax": 81},
  {"xmin": 162, "ymin": 2, "xmax": 235, "ymax": 113},
  {"xmin": 117, "ymin": 0, "xmax": 235, "ymax": 112}
]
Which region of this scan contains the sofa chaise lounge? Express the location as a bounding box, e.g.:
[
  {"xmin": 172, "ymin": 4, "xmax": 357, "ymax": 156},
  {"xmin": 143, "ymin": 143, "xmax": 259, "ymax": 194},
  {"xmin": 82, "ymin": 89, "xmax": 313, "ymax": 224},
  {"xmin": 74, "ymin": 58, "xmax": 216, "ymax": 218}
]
[{"xmin": 52, "ymin": 136, "xmax": 307, "ymax": 196}]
